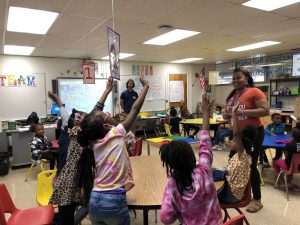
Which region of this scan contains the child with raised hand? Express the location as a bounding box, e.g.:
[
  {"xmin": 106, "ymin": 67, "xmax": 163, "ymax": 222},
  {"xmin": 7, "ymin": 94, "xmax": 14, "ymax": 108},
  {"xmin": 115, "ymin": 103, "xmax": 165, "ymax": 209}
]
[
  {"xmin": 50, "ymin": 76, "xmax": 115, "ymax": 225},
  {"xmin": 217, "ymin": 100, "xmax": 254, "ymax": 204},
  {"xmin": 159, "ymin": 94, "xmax": 222, "ymax": 225},
  {"xmin": 77, "ymin": 76, "xmax": 149, "ymax": 225}
]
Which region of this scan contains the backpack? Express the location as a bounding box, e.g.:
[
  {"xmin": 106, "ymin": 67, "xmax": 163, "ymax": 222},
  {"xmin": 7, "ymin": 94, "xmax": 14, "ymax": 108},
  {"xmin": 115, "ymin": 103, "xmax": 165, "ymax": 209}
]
[{"xmin": 26, "ymin": 112, "xmax": 39, "ymax": 125}]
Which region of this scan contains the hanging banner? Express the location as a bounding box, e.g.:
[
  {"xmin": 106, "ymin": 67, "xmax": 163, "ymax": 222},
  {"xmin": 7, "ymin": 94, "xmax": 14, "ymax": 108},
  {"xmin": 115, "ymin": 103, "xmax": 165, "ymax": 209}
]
[
  {"xmin": 0, "ymin": 74, "xmax": 37, "ymax": 87},
  {"xmin": 107, "ymin": 26, "xmax": 120, "ymax": 80},
  {"xmin": 82, "ymin": 62, "xmax": 95, "ymax": 84}
]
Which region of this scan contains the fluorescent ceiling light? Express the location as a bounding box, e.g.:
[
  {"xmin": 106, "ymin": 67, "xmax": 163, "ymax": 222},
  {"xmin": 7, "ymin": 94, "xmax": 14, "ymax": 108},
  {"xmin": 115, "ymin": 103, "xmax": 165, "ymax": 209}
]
[
  {"xmin": 242, "ymin": 0, "xmax": 300, "ymax": 11},
  {"xmin": 257, "ymin": 63, "xmax": 283, "ymax": 67},
  {"xmin": 4, "ymin": 45, "xmax": 35, "ymax": 55},
  {"xmin": 144, "ymin": 29, "xmax": 200, "ymax": 46},
  {"xmin": 102, "ymin": 53, "xmax": 135, "ymax": 60},
  {"xmin": 170, "ymin": 58, "xmax": 204, "ymax": 63},
  {"xmin": 7, "ymin": 6, "xmax": 58, "ymax": 34},
  {"xmin": 227, "ymin": 41, "xmax": 281, "ymax": 52}
]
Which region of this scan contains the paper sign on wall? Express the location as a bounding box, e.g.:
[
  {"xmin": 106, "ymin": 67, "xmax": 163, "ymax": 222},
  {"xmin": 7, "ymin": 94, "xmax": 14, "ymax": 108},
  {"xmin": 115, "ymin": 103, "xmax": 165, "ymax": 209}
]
[
  {"xmin": 0, "ymin": 74, "xmax": 36, "ymax": 87},
  {"xmin": 169, "ymin": 80, "xmax": 184, "ymax": 102},
  {"xmin": 82, "ymin": 62, "xmax": 95, "ymax": 84}
]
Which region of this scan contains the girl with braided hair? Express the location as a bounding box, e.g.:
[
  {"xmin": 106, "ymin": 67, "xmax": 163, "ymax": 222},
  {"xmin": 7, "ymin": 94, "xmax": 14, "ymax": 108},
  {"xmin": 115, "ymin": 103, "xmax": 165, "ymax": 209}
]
[{"xmin": 159, "ymin": 94, "xmax": 222, "ymax": 225}]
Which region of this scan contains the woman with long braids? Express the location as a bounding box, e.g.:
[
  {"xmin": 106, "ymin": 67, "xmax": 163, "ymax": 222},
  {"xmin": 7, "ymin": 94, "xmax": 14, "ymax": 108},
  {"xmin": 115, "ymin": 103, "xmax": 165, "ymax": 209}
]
[{"xmin": 224, "ymin": 68, "xmax": 269, "ymax": 213}]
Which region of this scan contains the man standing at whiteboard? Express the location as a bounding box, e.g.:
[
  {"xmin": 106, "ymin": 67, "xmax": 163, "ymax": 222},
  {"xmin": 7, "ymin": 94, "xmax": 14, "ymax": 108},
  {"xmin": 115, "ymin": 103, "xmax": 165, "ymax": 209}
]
[{"xmin": 120, "ymin": 79, "xmax": 139, "ymax": 113}]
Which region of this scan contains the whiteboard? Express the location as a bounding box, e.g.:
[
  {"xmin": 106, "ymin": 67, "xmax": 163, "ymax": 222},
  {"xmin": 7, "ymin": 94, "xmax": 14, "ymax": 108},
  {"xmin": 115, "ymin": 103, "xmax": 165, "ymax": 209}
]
[
  {"xmin": 119, "ymin": 75, "xmax": 166, "ymax": 111},
  {"xmin": 0, "ymin": 73, "xmax": 46, "ymax": 120},
  {"xmin": 58, "ymin": 78, "xmax": 113, "ymax": 115},
  {"xmin": 169, "ymin": 81, "xmax": 184, "ymax": 102}
]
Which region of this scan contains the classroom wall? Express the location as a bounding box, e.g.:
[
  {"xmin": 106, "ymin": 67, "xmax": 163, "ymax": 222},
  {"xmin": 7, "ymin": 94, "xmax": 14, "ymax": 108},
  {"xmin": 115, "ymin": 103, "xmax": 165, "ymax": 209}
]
[{"xmin": 0, "ymin": 55, "xmax": 214, "ymax": 119}]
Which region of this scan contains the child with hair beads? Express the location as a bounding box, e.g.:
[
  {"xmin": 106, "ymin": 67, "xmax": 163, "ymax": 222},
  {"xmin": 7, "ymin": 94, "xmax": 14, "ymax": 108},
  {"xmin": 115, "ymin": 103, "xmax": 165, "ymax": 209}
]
[
  {"xmin": 217, "ymin": 100, "xmax": 255, "ymax": 203},
  {"xmin": 29, "ymin": 123, "xmax": 59, "ymax": 170},
  {"xmin": 77, "ymin": 76, "xmax": 149, "ymax": 225},
  {"xmin": 159, "ymin": 94, "xmax": 222, "ymax": 225}
]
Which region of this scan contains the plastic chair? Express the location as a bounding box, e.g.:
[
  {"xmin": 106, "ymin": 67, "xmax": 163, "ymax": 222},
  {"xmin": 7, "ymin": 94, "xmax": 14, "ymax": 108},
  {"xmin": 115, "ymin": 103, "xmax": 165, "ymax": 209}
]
[
  {"xmin": 131, "ymin": 138, "xmax": 143, "ymax": 156},
  {"xmin": 274, "ymin": 153, "xmax": 300, "ymax": 200},
  {"xmin": 164, "ymin": 124, "xmax": 173, "ymax": 136},
  {"xmin": 223, "ymin": 214, "xmax": 245, "ymax": 225},
  {"xmin": 220, "ymin": 178, "xmax": 251, "ymax": 225},
  {"xmin": 0, "ymin": 183, "xmax": 54, "ymax": 225},
  {"xmin": 36, "ymin": 170, "xmax": 57, "ymax": 206},
  {"xmin": 143, "ymin": 119, "xmax": 160, "ymax": 139},
  {"xmin": 25, "ymin": 158, "xmax": 49, "ymax": 181}
]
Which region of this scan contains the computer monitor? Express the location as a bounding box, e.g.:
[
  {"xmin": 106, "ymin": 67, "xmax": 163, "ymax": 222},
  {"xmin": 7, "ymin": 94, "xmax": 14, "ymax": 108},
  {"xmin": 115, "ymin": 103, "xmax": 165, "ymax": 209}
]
[{"xmin": 51, "ymin": 103, "xmax": 60, "ymax": 115}]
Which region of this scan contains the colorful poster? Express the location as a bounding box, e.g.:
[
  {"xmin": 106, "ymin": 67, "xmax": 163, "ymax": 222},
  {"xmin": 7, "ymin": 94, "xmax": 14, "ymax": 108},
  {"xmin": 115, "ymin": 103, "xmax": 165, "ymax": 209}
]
[
  {"xmin": 82, "ymin": 62, "xmax": 95, "ymax": 84},
  {"xmin": 107, "ymin": 26, "xmax": 120, "ymax": 80},
  {"xmin": 0, "ymin": 74, "xmax": 37, "ymax": 87},
  {"xmin": 292, "ymin": 53, "xmax": 300, "ymax": 76}
]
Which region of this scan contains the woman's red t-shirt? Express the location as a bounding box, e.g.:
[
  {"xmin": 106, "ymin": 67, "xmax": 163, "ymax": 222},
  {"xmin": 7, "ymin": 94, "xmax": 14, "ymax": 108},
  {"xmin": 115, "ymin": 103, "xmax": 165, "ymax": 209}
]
[{"xmin": 226, "ymin": 87, "xmax": 266, "ymax": 130}]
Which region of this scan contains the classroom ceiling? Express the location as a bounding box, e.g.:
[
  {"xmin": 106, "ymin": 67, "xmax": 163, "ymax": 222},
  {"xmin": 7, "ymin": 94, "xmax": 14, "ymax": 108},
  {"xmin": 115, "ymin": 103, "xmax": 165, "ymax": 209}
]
[{"xmin": 1, "ymin": 0, "xmax": 300, "ymax": 64}]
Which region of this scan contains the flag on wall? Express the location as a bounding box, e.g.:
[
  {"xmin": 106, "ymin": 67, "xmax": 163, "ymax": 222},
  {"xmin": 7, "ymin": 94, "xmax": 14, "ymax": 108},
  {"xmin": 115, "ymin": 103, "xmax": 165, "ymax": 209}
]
[{"xmin": 199, "ymin": 67, "xmax": 206, "ymax": 89}]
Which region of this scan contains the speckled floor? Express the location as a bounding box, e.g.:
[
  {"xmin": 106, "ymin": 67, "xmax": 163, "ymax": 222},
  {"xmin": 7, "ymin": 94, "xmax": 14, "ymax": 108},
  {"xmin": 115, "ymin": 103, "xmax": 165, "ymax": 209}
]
[{"xmin": 2, "ymin": 140, "xmax": 300, "ymax": 225}]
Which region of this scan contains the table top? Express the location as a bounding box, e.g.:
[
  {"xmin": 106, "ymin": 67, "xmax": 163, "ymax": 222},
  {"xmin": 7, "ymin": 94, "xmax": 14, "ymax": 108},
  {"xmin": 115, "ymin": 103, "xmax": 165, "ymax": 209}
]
[
  {"xmin": 147, "ymin": 136, "xmax": 200, "ymax": 144},
  {"xmin": 262, "ymin": 133, "xmax": 292, "ymax": 148},
  {"xmin": 127, "ymin": 155, "xmax": 224, "ymax": 209},
  {"xmin": 180, "ymin": 118, "xmax": 227, "ymax": 125}
]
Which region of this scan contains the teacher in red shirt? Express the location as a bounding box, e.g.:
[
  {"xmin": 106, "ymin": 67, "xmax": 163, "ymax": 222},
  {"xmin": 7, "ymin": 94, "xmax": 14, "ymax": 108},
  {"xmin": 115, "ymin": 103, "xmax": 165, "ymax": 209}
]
[{"xmin": 224, "ymin": 68, "xmax": 269, "ymax": 213}]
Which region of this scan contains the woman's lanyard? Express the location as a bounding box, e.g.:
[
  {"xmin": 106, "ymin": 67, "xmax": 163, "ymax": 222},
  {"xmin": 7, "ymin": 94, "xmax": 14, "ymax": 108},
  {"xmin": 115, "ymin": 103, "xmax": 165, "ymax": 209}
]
[{"xmin": 226, "ymin": 87, "xmax": 248, "ymax": 121}]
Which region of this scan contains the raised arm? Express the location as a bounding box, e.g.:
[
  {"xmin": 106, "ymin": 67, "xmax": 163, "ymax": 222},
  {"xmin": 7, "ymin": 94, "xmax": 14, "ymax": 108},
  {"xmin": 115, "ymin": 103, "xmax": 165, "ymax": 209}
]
[
  {"xmin": 48, "ymin": 91, "xmax": 69, "ymax": 127},
  {"xmin": 94, "ymin": 76, "xmax": 114, "ymax": 111},
  {"xmin": 232, "ymin": 100, "xmax": 244, "ymax": 154},
  {"xmin": 122, "ymin": 76, "xmax": 149, "ymax": 131},
  {"xmin": 198, "ymin": 94, "xmax": 214, "ymax": 166}
]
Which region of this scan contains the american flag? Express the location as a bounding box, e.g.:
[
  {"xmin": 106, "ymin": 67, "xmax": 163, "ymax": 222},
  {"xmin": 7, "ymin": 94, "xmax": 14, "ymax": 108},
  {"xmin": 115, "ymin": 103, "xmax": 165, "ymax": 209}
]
[{"xmin": 199, "ymin": 67, "xmax": 206, "ymax": 89}]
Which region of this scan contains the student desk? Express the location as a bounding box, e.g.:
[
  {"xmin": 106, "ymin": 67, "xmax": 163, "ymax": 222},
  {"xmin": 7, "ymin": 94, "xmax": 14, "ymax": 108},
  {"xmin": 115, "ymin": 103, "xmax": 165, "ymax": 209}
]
[
  {"xmin": 127, "ymin": 155, "xmax": 224, "ymax": 225},
  {"xmin": 180, "ymin": 118, "xmax": 227, "ymax": 136},
  {"xmin": 7, "ymin": 124, "xmax": 56, "ymax": 169},
  {"xmin": 262, "ymin": 133, "xmax": 292, "ymax": 148},
  {"xmin": 180, "ymin": 118, "xmax": 226, "ymax": 125},
  {"xmin": 146, "ymin": 136, "xmax": 200, "ymax": 155}
]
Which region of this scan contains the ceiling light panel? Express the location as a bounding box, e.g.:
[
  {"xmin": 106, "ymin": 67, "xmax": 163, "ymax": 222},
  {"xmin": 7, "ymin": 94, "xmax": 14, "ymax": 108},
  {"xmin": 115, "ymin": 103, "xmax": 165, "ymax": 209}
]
[
  {"xmin": 242, "ymin": 0, "xmax": 300, "ymax": 11},
  {"xmin": 170, "ymin": 58, "xmax": 204, "ymax": 63},
  {"xmin": 102, "ymin": 53, "xmax": 135, "ymax": 60},
  {"xmin": 226, "ymin": 41, "xmax": 281, "ymax": 52},
  {"xmin": 7, "ymin": 6, "xmax": 59, "ymax": 34},
  {"xmin": 144, "ymin": 29, "xmax": 200, "ymax": 46},
  {"xmin": 4, "ymin": 45, "xmax": 35, "ymax": 55}
]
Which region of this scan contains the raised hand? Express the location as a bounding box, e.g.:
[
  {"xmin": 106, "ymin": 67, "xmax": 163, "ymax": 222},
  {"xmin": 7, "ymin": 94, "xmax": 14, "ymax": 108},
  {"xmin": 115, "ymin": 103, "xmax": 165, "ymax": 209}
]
[
  {"xmin": 200, "ymin": 93, "xmax": 214, "ymax": 113},
  {"xmin": 48, "ymin": 91, "xmax": 59, "ymax": 103},
  {"xmin": 139, "ymin": 75, "xmax": 149, "ymax": 87},
  {"xmin": 106, "ymin": 76, "xmax": 114, "ymax": 92}
]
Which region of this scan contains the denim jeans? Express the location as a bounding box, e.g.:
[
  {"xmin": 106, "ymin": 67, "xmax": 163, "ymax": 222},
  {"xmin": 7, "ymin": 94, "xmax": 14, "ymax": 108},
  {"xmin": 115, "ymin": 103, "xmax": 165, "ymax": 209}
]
[
  {"xmin": 214, "ymin": 129, "xmax": 233, "ymax": 145},
  {"xmin": 89, "ymin": 191, "xmax": 130, "ymax": 225}
]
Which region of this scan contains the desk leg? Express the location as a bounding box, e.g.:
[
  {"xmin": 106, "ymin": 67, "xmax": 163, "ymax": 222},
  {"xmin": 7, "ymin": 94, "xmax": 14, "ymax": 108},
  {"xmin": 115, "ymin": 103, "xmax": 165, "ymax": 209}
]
[
  {"xmin": 143, "ymin": 209, "xmax": 149, "ymax": 225},
  {"xmin": 147, "ymin": 142, "xmax": 150, "ymax": 155}
]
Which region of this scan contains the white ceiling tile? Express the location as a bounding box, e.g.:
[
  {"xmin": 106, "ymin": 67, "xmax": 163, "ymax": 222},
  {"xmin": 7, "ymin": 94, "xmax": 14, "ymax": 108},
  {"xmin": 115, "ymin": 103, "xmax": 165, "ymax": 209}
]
[
  {"xmin": 48, "ymin": 14, "xmax": 104, "ymax": 38},
  {"xmin": 31, "ymin": 47, "xmax": 64, "ymax": 57},
  {"xmin": 58, "ymin": 49, "xmax": 87, "ymax": 58},
  {"xmin": 38, "ymin": 35, "xmax": 77, "ymax": 49},
  {"xmin": 64, "ymin": 0, "xmax": 126, "ymax": 19},
  {"xmin": 274, "ymin": 3, "xmax": 300, "ymax": 19},
  {"xmin": 71, "ymin": 37, "xmax": 106, "ymax": 51},
  {"xmin": 4, "ymin": 32, "xmax": 43, "ymax": 46}
]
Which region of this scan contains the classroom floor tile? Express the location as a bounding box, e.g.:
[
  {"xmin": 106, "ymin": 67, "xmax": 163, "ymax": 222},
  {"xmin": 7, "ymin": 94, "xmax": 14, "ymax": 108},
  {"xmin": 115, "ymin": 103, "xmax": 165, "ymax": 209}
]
[{"xmin": 1, "ymin": 141, "xmax": 300, "ymax": 225}]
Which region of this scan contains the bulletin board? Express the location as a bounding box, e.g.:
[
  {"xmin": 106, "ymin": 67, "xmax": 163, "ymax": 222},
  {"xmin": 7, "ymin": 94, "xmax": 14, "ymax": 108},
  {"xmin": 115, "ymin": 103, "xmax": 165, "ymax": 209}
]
[
  {"xmin": 0, "ymin": 73, "xmax": 47, "ymax": 120},
  {"xmin": 119, "ymin": 75, "xmax": 166, "ymax": 111}
]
